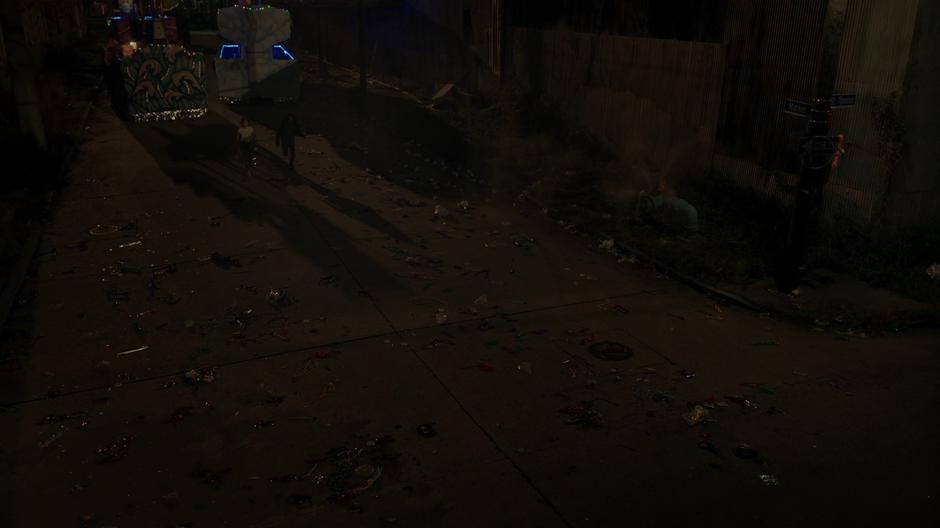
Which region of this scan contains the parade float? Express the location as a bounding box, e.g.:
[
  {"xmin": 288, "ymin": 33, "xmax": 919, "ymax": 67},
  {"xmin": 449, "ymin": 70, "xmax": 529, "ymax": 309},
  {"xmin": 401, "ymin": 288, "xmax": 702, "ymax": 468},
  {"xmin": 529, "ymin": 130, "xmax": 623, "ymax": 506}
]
[
  {"xmin": 215, "ymin": 1, "xmax": 301, "ymax": 102},
  {"xmin": 106, "ymin": 0, "xmax": 208, "ymax": 121}
]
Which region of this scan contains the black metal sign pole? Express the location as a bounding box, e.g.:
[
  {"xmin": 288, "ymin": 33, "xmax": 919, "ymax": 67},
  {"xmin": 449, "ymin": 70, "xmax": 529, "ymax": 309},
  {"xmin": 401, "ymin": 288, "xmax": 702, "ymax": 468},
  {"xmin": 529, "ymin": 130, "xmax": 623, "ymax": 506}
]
[{"xmin": 775, "ymin": 0, "xmax": 849, "ymax": 293}]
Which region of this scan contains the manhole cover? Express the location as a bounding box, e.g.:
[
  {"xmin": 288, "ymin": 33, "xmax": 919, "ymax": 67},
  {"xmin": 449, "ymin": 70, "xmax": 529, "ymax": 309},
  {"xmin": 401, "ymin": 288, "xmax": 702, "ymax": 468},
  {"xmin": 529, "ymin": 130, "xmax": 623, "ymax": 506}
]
[{"xmin": 588, "ymin": 341, "xmax": 632, "ymax": 361}]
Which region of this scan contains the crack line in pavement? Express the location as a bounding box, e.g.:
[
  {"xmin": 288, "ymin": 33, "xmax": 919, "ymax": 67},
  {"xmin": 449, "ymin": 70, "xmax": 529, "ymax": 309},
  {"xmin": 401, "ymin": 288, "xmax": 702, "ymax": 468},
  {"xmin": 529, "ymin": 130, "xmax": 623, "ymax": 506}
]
[
  {"xmin": 57, "ymin": 187, "xmax": 182, "ymax": 205},
  {"xmin": 622, "ymin": 329, "xmax": 680, "ymax": 366},
  {"xmin": 34, "ymin": 226, "xmax": 453, "ymax": 285},
  {"xmin": 1, "ymin": 289, "xmax": 653, "ymax": 404},
  {"xmin": 283, "ymin": 169, "xmax": 580, "ymax": 527},
  {"xmin": 31, "ymin": 246, "xmax": 291, "ymax": 285}
]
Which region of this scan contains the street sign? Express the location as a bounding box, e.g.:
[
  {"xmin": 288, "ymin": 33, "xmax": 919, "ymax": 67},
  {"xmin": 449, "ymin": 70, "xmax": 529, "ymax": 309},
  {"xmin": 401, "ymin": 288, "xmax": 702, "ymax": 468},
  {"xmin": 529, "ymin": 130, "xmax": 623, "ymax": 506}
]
[
  {"xmin": 784, "ymin": 99, "xmax": 811, "ymax": 117},
  {"xmin": 830, "ymin": 93, "xmax": 857, "ymax": 108}
]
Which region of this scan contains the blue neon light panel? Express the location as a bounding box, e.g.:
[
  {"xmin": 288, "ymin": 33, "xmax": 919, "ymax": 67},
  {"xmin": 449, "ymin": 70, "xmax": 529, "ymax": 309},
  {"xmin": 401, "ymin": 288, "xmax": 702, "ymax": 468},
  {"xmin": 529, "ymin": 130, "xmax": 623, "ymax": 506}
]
[
  {"xmin": 272, "ymin": 44, "xmax": 295, "ymax": 61},
  {"xmin": 219, "ymin": 44, "xmax": 242, "ymax": 59}
]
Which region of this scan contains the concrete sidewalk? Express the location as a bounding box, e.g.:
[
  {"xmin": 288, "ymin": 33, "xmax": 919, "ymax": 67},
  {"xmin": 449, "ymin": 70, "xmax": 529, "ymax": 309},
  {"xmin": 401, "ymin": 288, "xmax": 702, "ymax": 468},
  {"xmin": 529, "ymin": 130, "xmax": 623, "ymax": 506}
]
[{"xmin": 0, "ymin": 84, "xmax": 938, "ymax": 527}]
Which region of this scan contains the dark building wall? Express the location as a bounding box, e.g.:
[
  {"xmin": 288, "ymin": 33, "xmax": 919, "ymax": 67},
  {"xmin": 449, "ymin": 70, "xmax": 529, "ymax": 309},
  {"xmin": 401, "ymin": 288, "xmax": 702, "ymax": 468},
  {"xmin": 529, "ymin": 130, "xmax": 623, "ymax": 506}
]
[
  {"xmin": 826, "ymin": 0, "xmax": 921, "ymax": 224},
  {"xmin": 506, "ymin": 0, "xmax": 728, "ymax": 43},
  {"xmin": 509, "ymin": 27, "xmax": 725, "ymax": 178},
  {"xmin": 891, "ymin": 0, "xmax": 940, "ymax": 227},
  {"xmin": 714, "ymin": 0, "xmax": 931, "ymax": 228},
  {"xmin": 715, "ymin": 0, "xmax": 828, "ymax": 174},
  {"xmin": 291, "ymin": 0, "xmax": 498, "ymax": 96}
]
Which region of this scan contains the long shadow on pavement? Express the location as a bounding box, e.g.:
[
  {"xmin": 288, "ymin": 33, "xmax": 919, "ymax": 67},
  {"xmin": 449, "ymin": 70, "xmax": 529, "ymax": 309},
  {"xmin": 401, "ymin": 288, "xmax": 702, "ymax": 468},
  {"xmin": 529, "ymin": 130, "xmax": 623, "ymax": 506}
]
[{"xmin": 127, "ymin": 111, "xmax": 406, "ymax": 295}]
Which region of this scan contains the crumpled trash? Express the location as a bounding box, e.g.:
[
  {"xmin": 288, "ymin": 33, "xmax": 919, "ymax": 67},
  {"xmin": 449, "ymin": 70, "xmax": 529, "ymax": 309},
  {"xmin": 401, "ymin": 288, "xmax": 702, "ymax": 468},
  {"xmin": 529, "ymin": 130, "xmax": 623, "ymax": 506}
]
[
  {"xmin": 89, "ymin": 225, "xmax": 120, "ymax": 236},
  {"xmin": 759, "ymin": 474, "xmax": 779, "ymax": 486},
  {"xmin": 329, "ymin": 465, "xmax": 382, "ymax": 503},
  {"xmin": 733, "ymin": 443, "xmax": 760, "ymax": 460},
  {"xmin": 210, "ymin": 252, "xmax": 241, "ymax": 269},
  {"xmin": 599, "ymin": 239, "xmax": 615, "ymax": 250},
  {"xmin": 183, "ymin": 367, "xmax": 216, "ymax": 384},
  {"xmin": 416, "ymin": 423, "xmax": 437, "ymax": 437},
  {"xmin": 268, "ymin": 288, "xmax": 295, "ymax": 307},
  {"xmin": 728, "ymin": 395, "xmax": 759, "ymax": 409},
  {"xmin": 682, "ymin": 405, "xmax": 710, "ymax": 426},
  {"xmin": 588, "ymin": 341, "xmax": 632, "ymax": 361},
  {"xmin": 107, "ymin": 290, "xmax": 130, "ymax": 303},
  {"xmin": 433, "ymin": 205, "xmax": 451, "ymax": 218},
  {"xmin": 434, "ymin": 309, "xmax": 448, "ymax": 324},
  {"xmin": 457, "ymin": 200, "xmax": 470, "ymax": 212},
  {"xmin": 928, "ymin": 263, "xmax": 940, "ymax": 280},
  {"xmin": 560, "ymin": 401, "xmax": 604, "ymax": 427},
  {"xmin": 116, "ymin": 345, "xmax": 149, "ymax": 357},
  {"xmin": 96, "ymin": 435, "xmax": 136, "ymax": 463},
  {"xmin": 652, "ymin": 390, "xmax": 673, "ymax": 403}
]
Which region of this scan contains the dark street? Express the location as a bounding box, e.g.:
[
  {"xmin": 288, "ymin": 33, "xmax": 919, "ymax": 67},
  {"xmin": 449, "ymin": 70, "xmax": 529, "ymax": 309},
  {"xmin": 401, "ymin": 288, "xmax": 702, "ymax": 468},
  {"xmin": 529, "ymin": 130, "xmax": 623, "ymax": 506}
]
[{"xmin": 1, "ymin": 2, "xmax": 938, "ymax": 527}]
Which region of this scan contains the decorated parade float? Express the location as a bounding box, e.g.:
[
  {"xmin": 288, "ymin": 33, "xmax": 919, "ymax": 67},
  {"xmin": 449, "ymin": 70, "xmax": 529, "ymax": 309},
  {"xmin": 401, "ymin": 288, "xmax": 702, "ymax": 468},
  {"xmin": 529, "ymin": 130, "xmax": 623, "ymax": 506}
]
[
  {"xmin": 215, "ymin": 0, "xmax": 300, "ymax": 102},
  {"xmin": 106, "ymin": 0, "xmax": 208, "ymax": 121}
]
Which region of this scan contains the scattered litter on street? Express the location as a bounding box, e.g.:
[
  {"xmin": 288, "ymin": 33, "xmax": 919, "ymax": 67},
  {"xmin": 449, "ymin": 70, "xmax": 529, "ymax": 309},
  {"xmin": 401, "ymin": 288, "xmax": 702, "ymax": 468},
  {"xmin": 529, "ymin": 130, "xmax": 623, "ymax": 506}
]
[
  {"xmin": 752, "ymin": 340, "xmax": 779, "ymax": 347},
  {"xmin": 760, "ymin": 474, "xmax": 779, "ymax": 486},
  {"xmin": 193, "ymin": 468, "xmax": 230, "ymax": 488},
  {"xmin": 96, "ymin": 435, "xmax": 136, "ymax": 463},
  {"xmin": 928, "ymin": 263, "xmax": 940, "ymax": 280},
  {"xmin": 117, "ymin": 345, "xmax": 149, "ymax": 357},
  {"xmin": 183, "ymin": 367, "xmax": 217, "ymax": 384},
  {"xmin": 171, "ymin": 406, "xmax": 195, "ymax": 422},
  {"xmin": 733, "ymin": 443, "xmax": 760, "ymax": 461},
  {"xmin": 89, "ymin": 225, "xmax": 120, "ymax": 236},
  {"xmin": 268, "ymin": 288, "xmax": 295, "ymax": 307},
  {"xmin": 588, "ymin": 341, "xmax": 633, "ymax": 361},
  {"xmin": 210, "ymin": 252, "xmax": 242, "ymax": 269},
  {"xmin": 416, "ymin": 423, "xmax": 437, "ymax": 437},
  {"xmin": 682, "ymin": 405, "xmax": 710, "ymax": 426},
  {"xmin": 561, "ymin": 401, "xmax": 604, "ymax": 428},
  {"xmin": 652, "ymin": 390, "xmax": 673, "ymax": 404},
  {"xmin": 107, "ymin": 290, "xmax": 130, "ymax": 303},
  {"xmin": 728, "ymin": 395, "xmax": 759, "ymax": 409}
]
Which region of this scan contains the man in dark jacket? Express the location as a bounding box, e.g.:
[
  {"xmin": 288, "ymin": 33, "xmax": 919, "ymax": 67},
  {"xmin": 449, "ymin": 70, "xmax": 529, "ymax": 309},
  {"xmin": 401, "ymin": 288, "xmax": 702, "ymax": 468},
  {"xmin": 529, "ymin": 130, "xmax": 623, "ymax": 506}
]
[{"xmin": 275, "ymin": 113, "xmax": 303, "ymax": 167}]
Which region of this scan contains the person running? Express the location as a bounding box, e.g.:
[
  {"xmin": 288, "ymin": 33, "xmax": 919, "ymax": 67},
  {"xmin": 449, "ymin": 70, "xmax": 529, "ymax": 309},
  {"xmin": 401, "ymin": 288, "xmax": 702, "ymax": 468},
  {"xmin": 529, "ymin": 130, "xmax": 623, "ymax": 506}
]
[{"xmin": 275, "ymin": 113, "xmax": 304, "ymax": 168}]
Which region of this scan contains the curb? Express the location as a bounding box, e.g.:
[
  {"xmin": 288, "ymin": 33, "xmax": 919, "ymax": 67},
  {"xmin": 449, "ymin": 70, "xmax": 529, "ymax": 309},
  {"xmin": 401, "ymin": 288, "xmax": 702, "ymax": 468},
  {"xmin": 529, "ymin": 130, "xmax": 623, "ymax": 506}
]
[
  {"xmin": 524, "ymin": 196, "xmax": 940, "ymax": 332},
  {"xmin": 522, "ymin": 195, "xmax": 766, "ymax": 313},
  {"xmin": 0, "ymin": 77, "xmax": 103, "ymax": 337}
]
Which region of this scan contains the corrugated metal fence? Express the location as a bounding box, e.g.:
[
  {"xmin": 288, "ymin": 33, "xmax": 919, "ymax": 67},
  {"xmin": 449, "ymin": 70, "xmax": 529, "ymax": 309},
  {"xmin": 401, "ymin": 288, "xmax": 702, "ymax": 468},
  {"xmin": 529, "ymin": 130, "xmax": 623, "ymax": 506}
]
[
  {"xmin": 714, "ymin": 0, "xmax": 828, "ymax": 206},
  {"xmin": 827, "ymin": 0, "xmax": 920, "ymax": 222},
  {"xmin": 510, "ymin": 28, "xmax": 725, "ymax": 175},
  {"xmin": 715, "ymin": 0, "xmax": 921, "ymax": 224}
]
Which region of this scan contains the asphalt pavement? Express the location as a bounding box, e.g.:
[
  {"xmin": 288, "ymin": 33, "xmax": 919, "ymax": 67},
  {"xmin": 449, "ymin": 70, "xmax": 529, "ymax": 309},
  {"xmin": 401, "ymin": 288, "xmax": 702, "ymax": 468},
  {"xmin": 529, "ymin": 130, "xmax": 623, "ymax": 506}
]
[{"xmin": 0, "ymin": 79, "xmax": 937, "ymax": 527}]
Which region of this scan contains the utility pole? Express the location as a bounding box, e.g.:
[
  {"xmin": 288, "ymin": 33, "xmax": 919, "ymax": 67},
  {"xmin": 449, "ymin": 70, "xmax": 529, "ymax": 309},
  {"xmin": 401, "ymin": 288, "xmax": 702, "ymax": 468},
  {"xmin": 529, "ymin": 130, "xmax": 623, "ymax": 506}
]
[
  {"xmin": 775, "ymin": 0, "xmax": 849, "ymax": 293},
  {"xmin": 1, "ymin": 5, "xmax": 47, "ymax": 151},
  {"xmin": 358, "ymin": 0, "xmax": 366, "ymax": 97}
]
